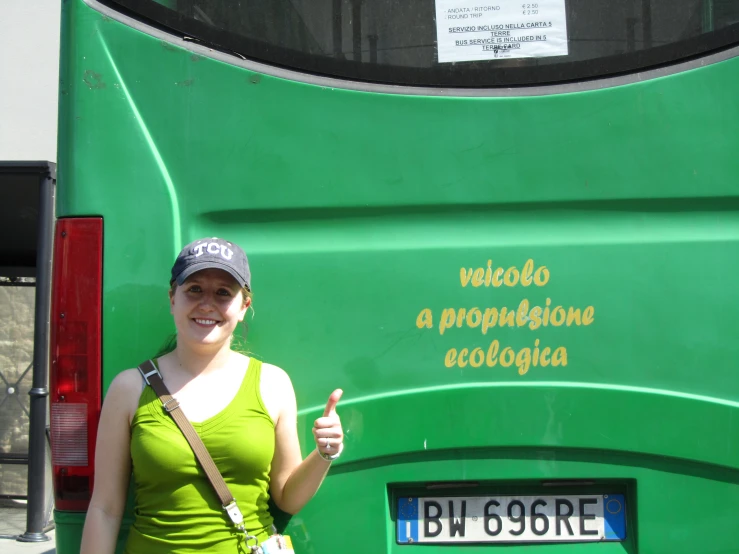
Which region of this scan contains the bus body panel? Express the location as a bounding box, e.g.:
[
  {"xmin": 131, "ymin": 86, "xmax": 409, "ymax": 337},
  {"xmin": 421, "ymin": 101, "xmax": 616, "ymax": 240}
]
[{"xmin": 54, "ymin": 0, "xmax": 739, "ymax": 552}]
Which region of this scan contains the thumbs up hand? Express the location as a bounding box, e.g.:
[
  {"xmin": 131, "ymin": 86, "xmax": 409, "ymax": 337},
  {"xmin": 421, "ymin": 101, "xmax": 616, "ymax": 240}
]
[{"xmin": 313, "ymin": 389, "xmax": 344, "ymax": 462}]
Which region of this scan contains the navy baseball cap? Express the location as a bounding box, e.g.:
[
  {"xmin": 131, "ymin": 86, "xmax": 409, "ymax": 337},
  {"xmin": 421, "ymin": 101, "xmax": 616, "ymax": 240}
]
[{"xmin": 170, "ymin": 237, "xmax": 251, "ymax": 291}]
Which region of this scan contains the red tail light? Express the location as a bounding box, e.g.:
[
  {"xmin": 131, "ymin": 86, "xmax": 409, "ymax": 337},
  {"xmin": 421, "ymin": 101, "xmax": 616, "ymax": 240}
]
[{"xmin": 50, "ymin": 218, "xmax": 103, "ymax": 511}]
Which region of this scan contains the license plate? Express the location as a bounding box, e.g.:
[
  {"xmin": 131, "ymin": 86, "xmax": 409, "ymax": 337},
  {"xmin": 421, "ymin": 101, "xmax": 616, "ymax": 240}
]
[{"xmin": 397, "ymin": 494, "xmax": 626, "ymax": 544}]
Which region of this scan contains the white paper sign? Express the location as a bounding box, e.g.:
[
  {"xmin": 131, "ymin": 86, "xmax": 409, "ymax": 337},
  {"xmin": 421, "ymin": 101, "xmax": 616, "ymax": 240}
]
[{"xmin": 435, "ymin": 0, "xmax": 569, "ymax": 63}]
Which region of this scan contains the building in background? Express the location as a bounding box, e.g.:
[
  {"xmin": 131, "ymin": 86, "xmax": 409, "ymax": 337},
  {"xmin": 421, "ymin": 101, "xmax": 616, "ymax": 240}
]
[
  {"xmin": 0, "ymin": 0, "xmax": 60, "ymax": 542},
  {"xmin": 0, "ymin": 1, "xmax": 61, "ymax": 162}
]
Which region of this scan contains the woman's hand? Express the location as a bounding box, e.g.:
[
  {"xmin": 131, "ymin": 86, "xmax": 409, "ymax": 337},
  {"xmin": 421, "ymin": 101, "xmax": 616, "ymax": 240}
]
[
  {"xmin": 313, "ymin": 389, "xmax": 344, "ymax": 460},
  {"xmin": 269, "ymin": 382, "xmax": 345, "ymax": 514}
]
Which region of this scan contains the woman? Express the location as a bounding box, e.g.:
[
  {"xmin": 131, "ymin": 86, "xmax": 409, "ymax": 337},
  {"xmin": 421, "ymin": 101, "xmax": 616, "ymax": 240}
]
[{"xmin": 80, "ymin": 237, "xmax": 344, "ymax": 553}]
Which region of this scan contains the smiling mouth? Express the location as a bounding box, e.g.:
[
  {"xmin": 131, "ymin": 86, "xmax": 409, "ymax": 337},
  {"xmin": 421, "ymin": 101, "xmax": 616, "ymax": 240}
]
[{"xmin": 193, "ymin": 318, "xmax": 219, "ymax": 325}]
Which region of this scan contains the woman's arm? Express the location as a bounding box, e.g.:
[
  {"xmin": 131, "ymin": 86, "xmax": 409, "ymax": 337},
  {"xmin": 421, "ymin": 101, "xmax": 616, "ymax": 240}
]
[
  {"xmin": 80, "ymin": 369, "xmax": 140, "ymax": 554},
  {"xmin": 264, "ymin": 365, "xmax": 343, "ymax": 515}
]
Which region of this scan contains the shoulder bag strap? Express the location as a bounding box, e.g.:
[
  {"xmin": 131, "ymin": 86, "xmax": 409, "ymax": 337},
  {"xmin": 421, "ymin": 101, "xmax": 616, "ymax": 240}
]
[{"xmin": 136, "ymin": 359, "xmax": 258, "ymax": 548}]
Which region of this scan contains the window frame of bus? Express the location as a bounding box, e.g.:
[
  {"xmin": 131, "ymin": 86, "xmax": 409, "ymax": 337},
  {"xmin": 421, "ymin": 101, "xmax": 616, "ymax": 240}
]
[{"xmin": 100, "ymin": 0, "xmax": 739, "ymax": 87}]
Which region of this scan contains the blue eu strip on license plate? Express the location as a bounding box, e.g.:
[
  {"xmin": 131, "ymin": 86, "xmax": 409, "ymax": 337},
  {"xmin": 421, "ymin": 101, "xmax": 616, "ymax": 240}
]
[{"xmin": 397, "ymin": 494, "xmax": 626, "ymax": 544}]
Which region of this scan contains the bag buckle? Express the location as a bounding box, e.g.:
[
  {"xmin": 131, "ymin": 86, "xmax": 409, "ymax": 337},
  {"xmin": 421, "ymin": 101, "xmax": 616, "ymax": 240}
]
[
  {"xmin": 244, "ymin": 533, "xmax": 263, "ymax": 553},
  {"xmin": 224, "ymin": 502, "xmax": 263, "ymax": 552},
  {"xmin": 223, "ymin": 500, "xmax": 244, "ymax": 526},
  {"xmin": 136, "ymin": 362, "xmax": 161, "ymax": 386},
  {"xmin": 162, "ymin": 397, "xmax": 180, "ymax": 413}
]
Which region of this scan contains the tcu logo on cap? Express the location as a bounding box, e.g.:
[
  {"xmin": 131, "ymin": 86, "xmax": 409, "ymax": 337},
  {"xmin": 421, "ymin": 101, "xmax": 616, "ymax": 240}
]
[{"xmin": 192, "ymin": 241, "xmax": 234, "ymax": 261}]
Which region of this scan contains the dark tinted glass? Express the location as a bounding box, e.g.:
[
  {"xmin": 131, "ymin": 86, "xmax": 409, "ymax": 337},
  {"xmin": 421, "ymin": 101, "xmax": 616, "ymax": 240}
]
[{"xmin": 110, "ymin": 0, "xmax": 739, "ymax": 86}]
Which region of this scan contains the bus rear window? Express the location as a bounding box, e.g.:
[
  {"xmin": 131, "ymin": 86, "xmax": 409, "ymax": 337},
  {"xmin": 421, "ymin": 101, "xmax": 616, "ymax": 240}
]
[{"xmin": 109, "ymin": 0, "xmax": 739, "ymax": 86}]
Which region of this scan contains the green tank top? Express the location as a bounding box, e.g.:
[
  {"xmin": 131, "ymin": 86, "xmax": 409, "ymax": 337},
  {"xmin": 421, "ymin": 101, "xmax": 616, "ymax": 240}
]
[{"xmin": 126, "ymin": 357, "xmax": 275, "ymax": 553}]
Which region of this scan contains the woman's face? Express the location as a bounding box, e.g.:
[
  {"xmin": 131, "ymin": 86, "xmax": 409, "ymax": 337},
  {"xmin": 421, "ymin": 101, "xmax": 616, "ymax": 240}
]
[{"xmin": 169, "ymin": 268, "xmax": 250, "ymax": 349}]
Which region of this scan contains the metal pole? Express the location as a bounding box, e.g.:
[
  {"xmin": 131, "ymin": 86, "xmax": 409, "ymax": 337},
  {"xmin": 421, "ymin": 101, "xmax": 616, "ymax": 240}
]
[
  {"xmin": 626, "ymin": 17, "xmax": 637, "ymax": 52},
  {"xmin": 642, "ymin": 0, "xmax": 652, "ymax": 49},
  {"xmin": 368, "ymin": 34, "xmax": 378, "ymax": 64},
  {"xmin": 18, "ymin": 164, "xmax": 55, "ymax": 543},
  {"xmin": 352, "ymin": 0, "xmax": 363, "ymax": 62},
  {"xmin": 702, "ymin": 0, "xmax": 715, "ymax": 33},
  {"xmin": 333, "ymin": 0, "xmax": 344, "ymax": 59}
]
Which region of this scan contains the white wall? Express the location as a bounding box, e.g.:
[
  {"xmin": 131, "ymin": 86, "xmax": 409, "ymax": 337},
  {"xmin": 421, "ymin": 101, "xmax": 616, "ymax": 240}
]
[{"xmin": 0, "ymin": 0, "xmax": 61, "ymax": 162}]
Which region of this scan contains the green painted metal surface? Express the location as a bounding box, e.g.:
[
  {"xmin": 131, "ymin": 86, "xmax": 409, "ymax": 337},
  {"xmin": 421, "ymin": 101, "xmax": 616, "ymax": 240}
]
[{"xmin": 56, "ymin": 0, "xmax": 739, "ymax": 552}]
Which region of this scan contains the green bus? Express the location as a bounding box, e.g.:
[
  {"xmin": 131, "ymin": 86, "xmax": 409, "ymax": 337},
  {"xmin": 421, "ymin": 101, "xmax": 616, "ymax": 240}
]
[{"xmin": 51, "ymin": 0, "xmax": 739, "ymax": 552}]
